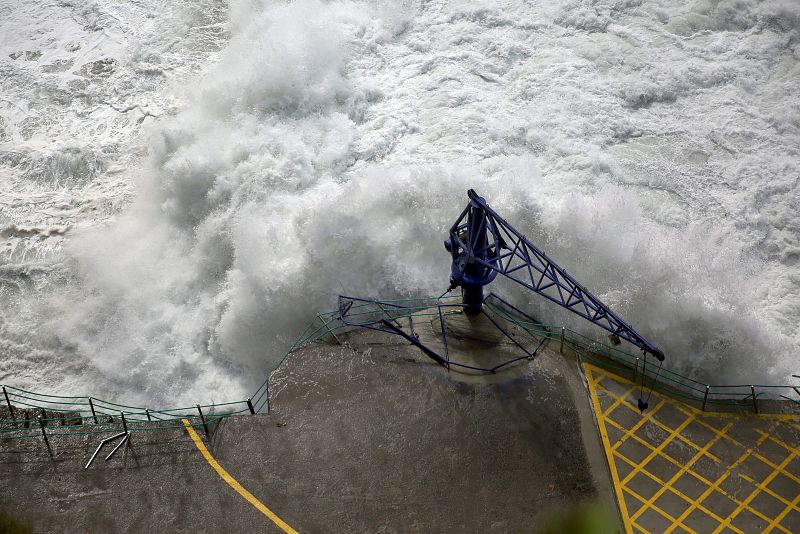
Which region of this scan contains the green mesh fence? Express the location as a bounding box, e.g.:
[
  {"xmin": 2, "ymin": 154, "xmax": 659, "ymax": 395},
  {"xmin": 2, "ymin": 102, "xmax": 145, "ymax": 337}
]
[
  {"xmin": 251, "ymin": 294, "xmax": 800, "ymax": 415},
  {"xmin": 0, "ymin": 381, "xmax": 253, "ymax": 442},
  {"xmin": 4, "ymin": 294, "xmax": 798, "ymax": 444},
  {"xmin": 483, "ymin": 297, "xmax": 800, "ymax": 413}
]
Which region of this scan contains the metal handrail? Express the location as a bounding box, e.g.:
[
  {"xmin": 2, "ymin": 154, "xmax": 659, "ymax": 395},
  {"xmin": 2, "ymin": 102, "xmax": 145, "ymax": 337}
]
[{"xmin": 4, "ymin": 293, "xmax": 797, "ymax": 445}]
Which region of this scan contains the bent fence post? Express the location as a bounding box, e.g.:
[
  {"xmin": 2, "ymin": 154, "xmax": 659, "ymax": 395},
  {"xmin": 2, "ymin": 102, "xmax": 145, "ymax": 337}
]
[
  {"xmin": 197, "ymin": 405, "xmax": 208, "ymax": 437},
  {"xmin": 2, "ymin": 386, "xmax": 13, "ymax": 417},
  {"xmin": 38, "ymin": 416, "xmax": 49, "ymax": 448},
  {"xmin": 89, "ymin": 397, "xmax": 98, "ymax": 424}
]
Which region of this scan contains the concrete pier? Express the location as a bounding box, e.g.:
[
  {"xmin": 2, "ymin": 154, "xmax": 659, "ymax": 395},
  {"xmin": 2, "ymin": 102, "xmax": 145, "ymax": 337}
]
[
  {"xmin": 3, "ymin": 305, "xmax": 800, "ymax": 533},
  {"xmin": 1, "ymin": 323, "xmax": 617, "ymax": 533}
]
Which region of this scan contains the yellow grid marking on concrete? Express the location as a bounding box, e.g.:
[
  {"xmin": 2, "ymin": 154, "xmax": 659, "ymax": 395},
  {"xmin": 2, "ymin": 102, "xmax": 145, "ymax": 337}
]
[
  {"xmin": 740, "ymin": 472, "xmax": 800, "ymax": 533},
  {"xmin": 621, "ymin": 403, "xmax": 692, "ymax": 486},
  {"xmin": 713, "ymin": 442, "xmax": 798, "ymax": 534},
  {"xmin": 596, "ymin": 373, "xmax": 795, "ymax": 534},
  {"xmin": 739, "ymin": 468, "xmax": 800, "ymax": 515},
  {"xmin": 768, "ymin": 488, "xmax": 800, "ymax": 534},
  {"xmin": 665, "ymin": 420, "xmax": 752, "ymax": 534},
  {"xmin": 603, "ymin": 417, "xmax": 722, "ymax": 491},
  {"xmin": 622, "ymin": 483, "xmax": 698, "ymax": 534},
  {"xmin": 612, "ymin": 451, "xmax": 743, "ymax": 533},
  {"xmin": 628, "ymin": 418, "xmax": 728, "ymax": 525},
  {"xmin": 595, "ymin": 380, "xmax": 721, "ymax": 463},
  {"xmin": 671, "ymin": 402, "xmax": 800, "ymax": 487},
  {"xmin": 182, "ymin": 420, "xmax": 300, "ymax": 534},
  {"xmin": 584, "ymin": 363, "xmax": 800, "ymax": 534}
]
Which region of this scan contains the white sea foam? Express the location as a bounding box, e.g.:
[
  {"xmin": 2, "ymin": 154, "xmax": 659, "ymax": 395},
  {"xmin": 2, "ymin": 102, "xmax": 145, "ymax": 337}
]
[{"xmin": 0, "ymin": 0, "xmax": 798, "ymax": 406}]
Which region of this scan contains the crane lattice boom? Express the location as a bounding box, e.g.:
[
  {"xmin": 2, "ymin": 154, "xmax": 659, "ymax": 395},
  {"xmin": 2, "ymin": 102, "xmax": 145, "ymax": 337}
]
[{"xmin": 445, "ymin": 189, "xmax": 664, "ymax": 361}]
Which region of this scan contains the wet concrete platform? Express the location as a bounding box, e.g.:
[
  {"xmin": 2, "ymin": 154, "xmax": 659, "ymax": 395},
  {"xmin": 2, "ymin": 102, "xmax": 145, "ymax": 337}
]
[
  {"xmin": 0, "ymin": 320, "xmax": 617, "ymax": 533},
  {"xmin": 585, "ymin": 363, "xmax": 800, "ymax": 534}
]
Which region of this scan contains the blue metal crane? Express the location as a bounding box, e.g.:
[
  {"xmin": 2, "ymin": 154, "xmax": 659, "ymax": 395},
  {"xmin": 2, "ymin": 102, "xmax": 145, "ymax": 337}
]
[
  {"xmin": 445, "ymin": 189, "xmax": 665, "ymax": 362},
  {"xmin": 339, "ymin": 189, "xmax": 664, "ymax": 411}
]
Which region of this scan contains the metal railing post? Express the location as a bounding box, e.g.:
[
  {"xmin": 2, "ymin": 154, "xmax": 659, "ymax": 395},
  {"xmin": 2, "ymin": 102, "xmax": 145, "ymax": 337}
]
[
  {"xmin": 2, "ymin": 386, "xmax": 13, "ymax": 417},
  {"xmin": 266, "ymin": 382, "xmax": 271, "ymax": 414},
  {"xmin": 751, "ymin": 386, "xmax": 758, "ymax": 414},
  {"xmin": 702, "ymin": 385, "xmax": 709, "ymax": 412},
  {"xmin": 89, "ymin": 397, "xmax": 98, "ymax": 424},
  {"xmin": 145, "ymin": 409, "xmax": 152, "ymax": 421},
  {"xmin": 38, "ymin": 416, "xmax": 49, "ymax": 448},
  {"xmin": 197, "ymin": 405, "xmax": 209, "ymax": 437},
  {"xmin": 247, "ymin": 398, "xmax": 255, "ymax": 415},
  {"xmin": 120, "ymin": 412, "xmax": 128, "ymax": 433},
  {"xmin": 633, "ymin": 358, "xmax": 639, "ymax": 384},
  {"xmin": 559, "ymin": 327, "xmax": 565, "ymax": 353}
]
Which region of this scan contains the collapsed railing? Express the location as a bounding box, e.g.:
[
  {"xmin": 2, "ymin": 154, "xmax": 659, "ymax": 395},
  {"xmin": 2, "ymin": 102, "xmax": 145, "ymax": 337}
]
[
  {"xmin": 252, "ymin": 294, "xmax": 800, "ymax": 415},
  {"xmin": 247, "ymin": 294, "xmax": 468, "ymax": 413},
  {"xmin": 0, "ymin": 385, "xmax": 255, "ymax": 444}
]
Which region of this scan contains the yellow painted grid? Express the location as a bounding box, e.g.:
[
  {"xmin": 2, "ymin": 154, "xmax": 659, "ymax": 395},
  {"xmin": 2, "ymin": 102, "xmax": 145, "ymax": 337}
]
[{"xmin": 584, "ymin": 362, "xmax": 800, "ymax": 534}]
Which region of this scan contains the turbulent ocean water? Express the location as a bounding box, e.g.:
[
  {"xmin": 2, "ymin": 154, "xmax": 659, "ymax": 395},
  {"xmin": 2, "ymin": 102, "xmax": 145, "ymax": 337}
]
[{"xmin": 0, "ymin": 0, "xmax": 798, "ymax": 406}]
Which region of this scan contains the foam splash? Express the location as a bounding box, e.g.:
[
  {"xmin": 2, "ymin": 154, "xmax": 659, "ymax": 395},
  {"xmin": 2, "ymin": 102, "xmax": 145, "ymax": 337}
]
[{"xmin": 0, "ymin": 0, "xmax": 798, "ymax": 405}]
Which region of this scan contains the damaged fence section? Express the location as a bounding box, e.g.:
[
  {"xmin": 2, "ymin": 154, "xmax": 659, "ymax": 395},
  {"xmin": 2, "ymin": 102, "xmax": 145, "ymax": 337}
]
[
  {"xmin": 0, "ymin": 384, "xmax": 252, "ymax": 443},
  {"xmin": 251, "ymin": 293, "xmax": 800, "ymax": 415}
]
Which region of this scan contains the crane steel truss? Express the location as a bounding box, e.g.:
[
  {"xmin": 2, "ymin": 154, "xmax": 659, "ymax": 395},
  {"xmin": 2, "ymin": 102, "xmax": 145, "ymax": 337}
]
[{"xmin": 447, "ymin": 190, "xmax": 664, "ymax": 361}]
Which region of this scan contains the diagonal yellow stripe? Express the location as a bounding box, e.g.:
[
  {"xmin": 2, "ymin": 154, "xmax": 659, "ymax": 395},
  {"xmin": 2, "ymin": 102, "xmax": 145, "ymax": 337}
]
[
  {"xmin": 585, "ymin": 365, "xmax": 634, "ymax": 534},
  {"xmin": 182, "ymin": 419, "xmax": 299, "ymax": 534}
]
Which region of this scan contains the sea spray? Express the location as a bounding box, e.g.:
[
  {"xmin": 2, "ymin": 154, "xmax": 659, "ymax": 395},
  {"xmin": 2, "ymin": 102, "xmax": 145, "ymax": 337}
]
[{"xmin": 0, "ymin": 0, "xmax": 797, "ymax": 406}]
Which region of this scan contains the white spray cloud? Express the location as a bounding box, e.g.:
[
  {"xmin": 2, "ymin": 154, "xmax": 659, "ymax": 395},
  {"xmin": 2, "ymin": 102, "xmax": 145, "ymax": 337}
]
[{"xmin": 1, "ymin": 0, "xmax": 798, "ymax": 405}]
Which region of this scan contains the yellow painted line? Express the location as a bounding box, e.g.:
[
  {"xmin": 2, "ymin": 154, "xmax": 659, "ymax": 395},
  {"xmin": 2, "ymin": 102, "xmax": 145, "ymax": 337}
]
[
  {"xmin": 586, "ymin": 364, "xmax": 634, "ymax": 534},
  {"xmin": 767, "ymin": 488, "xmax": 800, "ymax": 534},
  {"xmin": 622, "ymin": 485, "xmax": 699, "ymax": 534},
  {"xmin": 714, "ymin": 444, "xmax": 797, "ymax": 534},
  {"xmin": 182, "ymin": 419, "xmax": 299, "ymax": 534}
]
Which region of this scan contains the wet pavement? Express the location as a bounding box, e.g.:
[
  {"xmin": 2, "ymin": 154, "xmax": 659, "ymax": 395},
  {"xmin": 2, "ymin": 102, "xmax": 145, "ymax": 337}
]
[{"xmin": 585, "ymin": 363, "xmax": 800, "ymax": 534}]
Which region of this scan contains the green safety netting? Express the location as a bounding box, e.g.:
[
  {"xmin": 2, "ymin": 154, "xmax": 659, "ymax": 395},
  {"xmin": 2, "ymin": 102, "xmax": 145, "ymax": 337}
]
[
  {"xmin": 251, "ymin": 294, "xmax": 800, "ymax": 414},
  {"xmin": 4, "ymin": 294, "xmax": 799, "ymax": 442}
]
